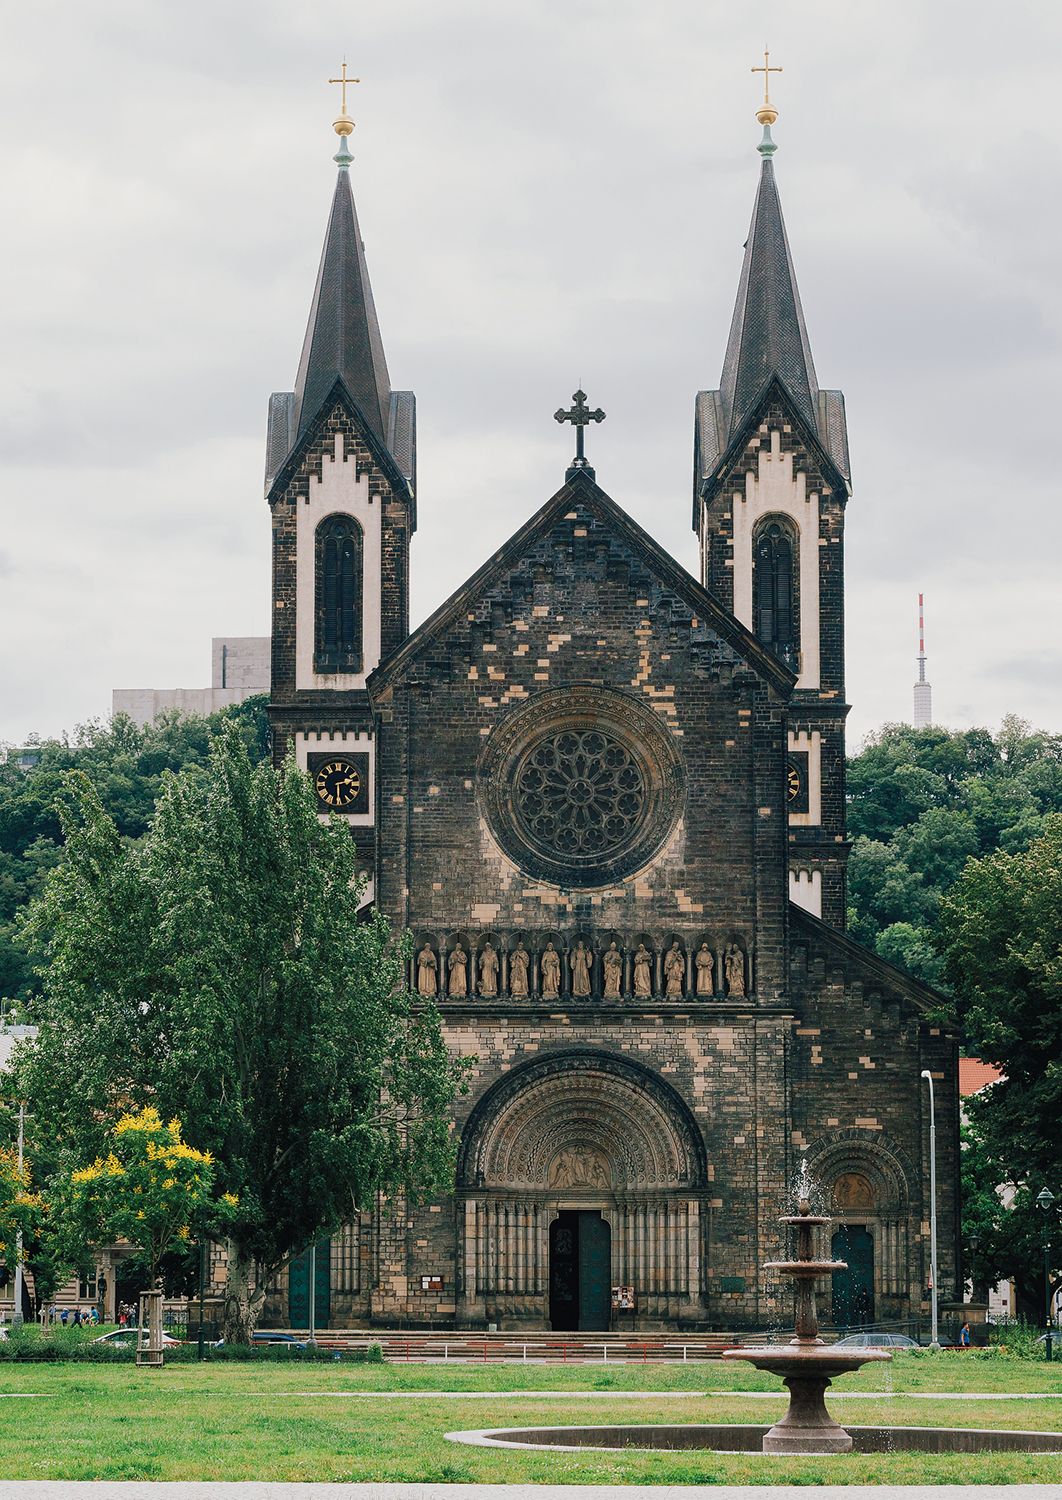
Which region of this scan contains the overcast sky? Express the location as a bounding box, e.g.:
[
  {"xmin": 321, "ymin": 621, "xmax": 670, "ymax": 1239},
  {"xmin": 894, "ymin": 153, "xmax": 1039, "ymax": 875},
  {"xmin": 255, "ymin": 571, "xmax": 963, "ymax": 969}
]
[{"xmin": 2, "ymin": 0, "xmax": 1060, "ymax": 748}]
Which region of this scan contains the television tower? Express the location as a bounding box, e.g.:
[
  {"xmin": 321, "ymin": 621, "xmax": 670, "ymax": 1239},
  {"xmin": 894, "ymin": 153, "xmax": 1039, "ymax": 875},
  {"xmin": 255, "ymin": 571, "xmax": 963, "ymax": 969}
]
[{"xmin": 913, "ymin": 593, "xmax": 933, "ymax": 728}]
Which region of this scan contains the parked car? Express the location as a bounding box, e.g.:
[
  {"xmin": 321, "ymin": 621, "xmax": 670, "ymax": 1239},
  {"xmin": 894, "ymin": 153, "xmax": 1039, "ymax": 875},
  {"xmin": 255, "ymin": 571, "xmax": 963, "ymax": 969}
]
[
  {"xmin": 91, "ymin": 1328, "xmax": 181, "ymax": 1348},
  {"xmin": 832, "ymin": 1332, "xmax": 919, "ymax": 1349}
]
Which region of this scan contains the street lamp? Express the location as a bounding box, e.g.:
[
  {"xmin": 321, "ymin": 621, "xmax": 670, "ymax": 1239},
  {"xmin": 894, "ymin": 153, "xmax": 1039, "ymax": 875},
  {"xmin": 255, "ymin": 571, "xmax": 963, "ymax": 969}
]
[
  {"xmin": 12, "ymin": 1104, "xmax": 25, "ymax": 1331},
  {"xmin": 1036, "ymin": 1187, "xmax": 1056, "ymax": 1363},
  {"xmin": 920, "ymin": 1070, "xmax": 940, "ymax": 1349}
]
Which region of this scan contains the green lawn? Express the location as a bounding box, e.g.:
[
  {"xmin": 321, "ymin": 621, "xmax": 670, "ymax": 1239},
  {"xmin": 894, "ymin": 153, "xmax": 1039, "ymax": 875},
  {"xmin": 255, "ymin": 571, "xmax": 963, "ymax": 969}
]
[{"xmin": 1, "ymin": 1355, "xmax": 1061, "ymax": 1484}]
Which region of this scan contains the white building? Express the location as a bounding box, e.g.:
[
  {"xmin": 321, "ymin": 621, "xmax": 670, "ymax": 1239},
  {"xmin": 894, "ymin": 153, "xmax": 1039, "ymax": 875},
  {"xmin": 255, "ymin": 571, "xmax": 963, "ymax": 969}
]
[{"xmin": 112, "ymin": 637, "xmax": 269, "ymax": 727}]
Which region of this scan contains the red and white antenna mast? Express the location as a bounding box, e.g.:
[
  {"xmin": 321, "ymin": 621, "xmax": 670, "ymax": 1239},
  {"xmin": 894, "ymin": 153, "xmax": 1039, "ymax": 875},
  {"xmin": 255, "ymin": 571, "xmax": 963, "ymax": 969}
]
[{"xmin": 913, "ymin": 593, "xmax": 932, "ymax": 727}]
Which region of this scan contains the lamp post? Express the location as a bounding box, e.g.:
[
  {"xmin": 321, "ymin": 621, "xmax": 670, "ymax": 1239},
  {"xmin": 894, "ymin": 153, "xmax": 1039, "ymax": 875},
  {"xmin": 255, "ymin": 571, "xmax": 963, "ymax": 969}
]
[
  {"xmin": 308, "ymin": 1241, "xmax": 316, "ymax": 1347},
  {"xmin": 12, "ymin": 1103, "xmax": 25, "ymax": 1330},
  {"xmin": 920, "ymin": 1070, "xmax": 940, "ymax": 1348},
  {"xmin": 1036, "ymin": 1187, "xmax": 1056, "ymax": 1363}
]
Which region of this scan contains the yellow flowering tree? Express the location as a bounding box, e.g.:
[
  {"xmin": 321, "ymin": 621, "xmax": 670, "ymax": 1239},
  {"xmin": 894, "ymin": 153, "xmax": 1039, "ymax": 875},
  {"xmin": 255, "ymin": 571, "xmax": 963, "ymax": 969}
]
[
  {"xmin": 63, "ymin": 1109, "xmax": 234, "ymax": 1283},
  {"xmin": 0, "ymin": 1147, "xmax": 42, "ymax": 1285}
]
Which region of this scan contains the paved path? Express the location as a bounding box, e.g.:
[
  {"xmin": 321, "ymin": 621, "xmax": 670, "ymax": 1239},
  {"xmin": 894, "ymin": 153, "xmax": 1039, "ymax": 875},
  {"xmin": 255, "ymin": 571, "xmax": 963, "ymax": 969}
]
[
  {"xmin": 261, "ymin": 1388, "xmax": 1061, "ymax": 1401},
  {"xmin": 2, "ymin": 1388, "xmax": 1060, "ymax": 1401},
  {"xmin": 3, "ymin": 1485, "xmax": 1062, "ymax": 1499}
]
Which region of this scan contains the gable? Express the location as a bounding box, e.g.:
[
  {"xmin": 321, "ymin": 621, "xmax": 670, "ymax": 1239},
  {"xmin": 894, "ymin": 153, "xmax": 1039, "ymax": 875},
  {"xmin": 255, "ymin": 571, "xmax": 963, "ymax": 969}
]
[
  {"xmin": 790, "ymin": 905, "xmax": 955, "ymax": 1026},
  {"xmin": 266, "ymin": 376, "xmax": 413, "ymax": 512},
  {"xmin": 370, "ymin": 471, "xmax": 795, "ymax": 698},
  {"xmin": 695, "ymin": 375, "xmax": 850, "ymax": 528}
]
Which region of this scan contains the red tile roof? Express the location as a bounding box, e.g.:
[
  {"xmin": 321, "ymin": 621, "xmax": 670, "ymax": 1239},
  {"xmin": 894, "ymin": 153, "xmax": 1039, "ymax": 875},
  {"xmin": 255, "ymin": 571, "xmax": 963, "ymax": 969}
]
[{"xmin": 959, "ymin": 1057, "xmax": 1003, "ymax": 1096}]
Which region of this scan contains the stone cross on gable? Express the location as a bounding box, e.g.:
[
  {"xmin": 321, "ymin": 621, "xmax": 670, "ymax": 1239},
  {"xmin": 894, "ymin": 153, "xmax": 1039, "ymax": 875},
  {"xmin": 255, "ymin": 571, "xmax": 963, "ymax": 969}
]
[{"xmin": 554, "ymin": 389, "xmax": 605, "ymax": 482}]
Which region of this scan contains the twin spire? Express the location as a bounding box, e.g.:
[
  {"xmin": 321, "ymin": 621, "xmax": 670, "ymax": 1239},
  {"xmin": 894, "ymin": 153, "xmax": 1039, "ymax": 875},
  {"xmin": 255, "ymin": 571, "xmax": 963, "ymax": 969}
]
[
  {"xmin": 695, "ymin": 57, "xmax": 850, "ymax": 508},
  {"xmin": 269, "ymin": 60, "xmax": 847, "ymax": 506},
  {"xmin": 265, "ymin": 69, "xmax": 414, "ymax": 502}
]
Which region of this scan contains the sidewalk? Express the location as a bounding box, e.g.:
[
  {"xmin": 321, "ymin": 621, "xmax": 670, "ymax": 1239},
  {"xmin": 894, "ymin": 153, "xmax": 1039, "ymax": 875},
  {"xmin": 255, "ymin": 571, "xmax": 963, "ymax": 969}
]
[{"xmin": 0, "ymin": 1487, "xmax": 1059, "ymax": 1500}]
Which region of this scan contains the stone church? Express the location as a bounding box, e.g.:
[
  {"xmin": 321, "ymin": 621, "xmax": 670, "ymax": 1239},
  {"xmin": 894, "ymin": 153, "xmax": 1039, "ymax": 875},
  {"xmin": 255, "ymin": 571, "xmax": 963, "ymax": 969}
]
[{"xmin": 265, "ymin": 99, "xmax": 959, "ymax": 1332}]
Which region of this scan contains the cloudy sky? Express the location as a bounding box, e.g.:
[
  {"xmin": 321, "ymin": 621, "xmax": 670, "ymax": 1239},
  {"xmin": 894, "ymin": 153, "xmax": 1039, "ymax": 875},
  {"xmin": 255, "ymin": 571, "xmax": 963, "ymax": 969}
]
[{"xmin": 2, "ymin": 0, "xmax": 1059, "ymax": 748}]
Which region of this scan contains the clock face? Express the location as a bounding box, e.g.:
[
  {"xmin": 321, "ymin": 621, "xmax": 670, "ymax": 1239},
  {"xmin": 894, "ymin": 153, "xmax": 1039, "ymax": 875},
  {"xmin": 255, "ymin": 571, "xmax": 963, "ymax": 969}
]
[
  {"xmin": 314, "ymin": 758, "xmax": 362, "ymax": 810},
  {"xmin": 787, "ymin": 762, "xmax": 802, "ymax": 804}
]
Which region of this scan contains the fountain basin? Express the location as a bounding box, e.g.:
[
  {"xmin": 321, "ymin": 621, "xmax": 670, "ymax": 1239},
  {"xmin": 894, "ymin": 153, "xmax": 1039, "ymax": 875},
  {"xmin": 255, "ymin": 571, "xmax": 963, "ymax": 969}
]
[
  {"xmin": 447, "ymin": 1422, "xmax": 1062, "ymax": 1455},
  {"xmin": 763, "ymin": 1259, "xmax": 847, "ymax": 1277},
  {"xmin": 723, "ymin": 1345, "xmax": 892, "ymax": 1451}
]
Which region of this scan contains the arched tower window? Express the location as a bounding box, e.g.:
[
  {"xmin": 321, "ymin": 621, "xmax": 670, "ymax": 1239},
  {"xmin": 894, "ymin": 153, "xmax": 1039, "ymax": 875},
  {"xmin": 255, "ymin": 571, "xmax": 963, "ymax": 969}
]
[
  {"xmin": 753, "ymin": 519, "xmax": 798, "ymax": 670},
  {"xmin": 315, "ymin": 515, "xmax": 363, "ymax": 674}
]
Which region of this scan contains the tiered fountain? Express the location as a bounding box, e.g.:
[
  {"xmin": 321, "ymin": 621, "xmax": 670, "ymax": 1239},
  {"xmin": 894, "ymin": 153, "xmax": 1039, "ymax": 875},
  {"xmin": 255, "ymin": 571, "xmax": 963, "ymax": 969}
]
[
  {"xmin": 723, "ymin": 1161, "xmax": 890, "ymax": 1453},
  {"xmin": 447, "ymin": 1158, "xmax": 1062, "ymax": 1457}
]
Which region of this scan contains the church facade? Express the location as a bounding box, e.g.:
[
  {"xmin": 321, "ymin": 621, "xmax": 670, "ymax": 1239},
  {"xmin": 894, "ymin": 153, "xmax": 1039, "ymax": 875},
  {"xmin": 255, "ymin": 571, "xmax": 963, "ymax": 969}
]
[{"xmin": 265, "ymin": 110, "xmax": 959, "ymax": 1332}]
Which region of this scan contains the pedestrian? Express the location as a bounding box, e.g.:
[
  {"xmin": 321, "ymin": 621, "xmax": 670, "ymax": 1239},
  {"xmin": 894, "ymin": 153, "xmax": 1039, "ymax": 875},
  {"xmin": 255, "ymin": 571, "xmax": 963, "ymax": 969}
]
[
  {"xmin": 60, "ymin": 1308, "xmax": 68, "ymax": 1325},
  {"xmin": 960, "ymin": 1320, "xmax": 971, "ymax": 1347}
]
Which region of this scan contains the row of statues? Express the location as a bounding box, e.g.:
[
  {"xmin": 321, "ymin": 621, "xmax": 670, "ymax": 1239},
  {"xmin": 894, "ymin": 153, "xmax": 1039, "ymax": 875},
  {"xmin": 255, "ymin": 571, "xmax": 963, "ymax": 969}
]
[{"xmin": 415, "ymin": 938, "xmax": 747, "ymax": 1000}]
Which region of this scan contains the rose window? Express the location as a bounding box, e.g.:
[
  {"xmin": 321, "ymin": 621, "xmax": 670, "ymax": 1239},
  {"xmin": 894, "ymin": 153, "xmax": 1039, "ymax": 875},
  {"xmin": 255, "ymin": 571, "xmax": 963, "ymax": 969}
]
[
  {"xmin": 514, "ymin": 730, "xmax": 646, "ymax": 858},
  {"xmin": 479, "ymin": 687, "xmax": 686, "ymax": 888}
]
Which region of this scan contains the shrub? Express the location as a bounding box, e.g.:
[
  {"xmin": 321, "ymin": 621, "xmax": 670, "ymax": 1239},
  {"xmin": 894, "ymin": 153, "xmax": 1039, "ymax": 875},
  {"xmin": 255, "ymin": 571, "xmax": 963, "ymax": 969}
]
[{"xmin": 0, "ymin": 1327, "xmax": 383, "ymax": 1363}]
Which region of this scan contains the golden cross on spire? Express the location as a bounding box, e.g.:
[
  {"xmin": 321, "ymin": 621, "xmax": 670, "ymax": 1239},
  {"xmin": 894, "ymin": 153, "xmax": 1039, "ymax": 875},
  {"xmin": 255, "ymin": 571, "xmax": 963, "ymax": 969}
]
[
  {"xmin": 329, "ymin": 59, "xmax": 360, "ymax": 136},
  {"xmin": 751, "ymin": 46, "xmax": 782, "ymax": 107}
]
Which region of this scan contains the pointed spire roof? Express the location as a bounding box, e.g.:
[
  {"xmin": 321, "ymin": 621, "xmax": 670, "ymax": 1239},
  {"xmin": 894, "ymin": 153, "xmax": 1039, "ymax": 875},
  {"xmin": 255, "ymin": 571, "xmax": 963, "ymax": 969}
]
[
  {"xmin": 718, "ymin": 144, "xmax": 819, "ymax": 440},
  {"xmin": 291, "ymin": 154, "xmax": 391, "ymax": 446}
]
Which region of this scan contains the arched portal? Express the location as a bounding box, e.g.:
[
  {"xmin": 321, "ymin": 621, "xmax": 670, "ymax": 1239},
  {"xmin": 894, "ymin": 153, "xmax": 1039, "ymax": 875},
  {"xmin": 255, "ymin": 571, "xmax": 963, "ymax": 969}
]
[
  {"xmin": 806, "ymin": 1136, "xmax": 912, "ymax": 1328},
  {"xmin": 456, "ymin": 1050, "xmax": 708, "ymax": 1329}
]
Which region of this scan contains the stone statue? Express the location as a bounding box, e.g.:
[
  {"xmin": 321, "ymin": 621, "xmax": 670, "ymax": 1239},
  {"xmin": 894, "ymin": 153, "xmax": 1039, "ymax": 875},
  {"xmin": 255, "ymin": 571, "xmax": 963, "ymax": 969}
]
[
  {"xmin": 633, "ymin": 942, "xmax": 653, "ymax": 998},
  {"xmin": 541, "ymin": 941, "xmax": 561, "ymax": 1000},
  {"xmin": 664, "ymin": 941, "xmax": 686, "ymax": 998},
  {"xmin": 509, "ymin": 941, "xmax": 530, "ymax": 996},
  {"xmin": 695, "ymin": 943, "xmax": 715, "ymax": 996},
  {"xmin": 478, "ymin": 940, "xmax": 498, "ymax": 998},
  {"xmin": 448, "ymin": 942, "xmax": 468, "ymax": 998},
  {"xmin": 602, "ymin": 941, "xmax": 623, "ymax": 998},
  {"xmin": 724, "ymin": 943, "xmax": 746, "ymax": 998},
  {"xmin": 570, "ymin": 940, "xmax": 591, "ymax": 997},
  {"xmin": 416, "ymin": 943, "xmax": 438, "ymax": 998}
]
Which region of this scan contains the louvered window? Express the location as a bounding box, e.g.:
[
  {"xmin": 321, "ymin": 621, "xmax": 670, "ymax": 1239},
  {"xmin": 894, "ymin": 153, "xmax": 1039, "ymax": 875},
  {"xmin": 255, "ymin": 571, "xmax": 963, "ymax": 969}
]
[
  {"xmin": 754, "ymin": 521, "xmax": 799, "ymax": 670},
  {"xmin": 315, "ymin": 515, "xmax": 363, "ymax": 673}
]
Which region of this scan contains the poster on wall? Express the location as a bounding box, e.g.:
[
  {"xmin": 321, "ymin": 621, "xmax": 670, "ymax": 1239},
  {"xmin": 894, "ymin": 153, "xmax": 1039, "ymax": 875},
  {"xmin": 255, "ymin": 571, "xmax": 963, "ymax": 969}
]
[{"xmin": 611, "ymin": 1285, "xmax": 635, "ymax": 1311}]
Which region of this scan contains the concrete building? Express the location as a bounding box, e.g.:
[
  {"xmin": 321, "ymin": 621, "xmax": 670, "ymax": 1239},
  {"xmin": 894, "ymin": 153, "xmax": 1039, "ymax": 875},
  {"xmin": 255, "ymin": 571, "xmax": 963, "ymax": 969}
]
[{"xmin": 112, "ymin": 637, "xmax": 269, "ymax": 727}]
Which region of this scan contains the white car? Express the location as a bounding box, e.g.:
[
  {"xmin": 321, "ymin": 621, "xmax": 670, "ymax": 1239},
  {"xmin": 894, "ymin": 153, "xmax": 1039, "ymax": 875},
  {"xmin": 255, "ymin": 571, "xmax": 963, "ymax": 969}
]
[{"xmin": 91, "ymin": 1327, "xmax": 181, "ymax": 1347}]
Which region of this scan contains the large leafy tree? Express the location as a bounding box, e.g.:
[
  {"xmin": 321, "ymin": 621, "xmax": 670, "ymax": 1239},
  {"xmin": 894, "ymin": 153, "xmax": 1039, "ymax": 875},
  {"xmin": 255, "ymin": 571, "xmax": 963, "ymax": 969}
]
[
  {"xmin": 939, "ymin": 814, "xmax": 1062, "ymax": 1320},
  {"xmin": 847, "ymin": 719, "xmax": 1062, "ymax": 988},
  {"xmin": 0, "ymin": 696, "xmax": 270, "ymax": 1005},
  {"xmin": 14, "ymin": 722, "xmax": 466, "ymax": 1342}
]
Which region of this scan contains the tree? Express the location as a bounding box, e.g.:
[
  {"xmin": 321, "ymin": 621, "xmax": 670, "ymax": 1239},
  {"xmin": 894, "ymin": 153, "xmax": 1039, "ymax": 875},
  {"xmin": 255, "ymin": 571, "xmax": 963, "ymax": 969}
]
[
  {"xmin": 0, "ymin": 697, "xmax": 270, "ymax": 1007},
  {"xmin": 56, "ymin": 1108, "xmax": 230, "ymax": 1285},
  {"xmin": 14, "ymin": 721, "xmax": 466, "ymax": 1342},
  {"xmin": 0, "ymin": 1145, "xmax": 41, "ymax": 1312},
  {"xmin": 846, "ymin": 720, "xmax": 1062, "ymax": 989},
  {"xmin": 940, "ymin": 814, "xmax": 1062, "ymax": 1318}
]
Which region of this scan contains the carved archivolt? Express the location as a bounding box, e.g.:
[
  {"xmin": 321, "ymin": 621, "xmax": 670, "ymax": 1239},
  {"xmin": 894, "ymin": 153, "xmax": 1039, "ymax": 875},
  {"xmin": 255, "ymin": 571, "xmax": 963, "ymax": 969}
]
[
  {"xmin": 805, "ymin": 1134, "xmax": 911, "ymax": 1218},
  {"xmin": 458, "ymin": 1051, "xmax": 707, "ymax": 1192}
]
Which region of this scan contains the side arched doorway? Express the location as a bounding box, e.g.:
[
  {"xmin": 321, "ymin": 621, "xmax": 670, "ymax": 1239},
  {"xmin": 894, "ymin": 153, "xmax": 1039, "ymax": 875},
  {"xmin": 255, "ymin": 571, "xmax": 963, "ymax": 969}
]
[
  {"xmin": 456, "ymin": 1050, "xmax": 709, "ymax": 1330},
  {"xmin": 806, "ymin": 1144, "xmax": 912, "ymax": 1329}
]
